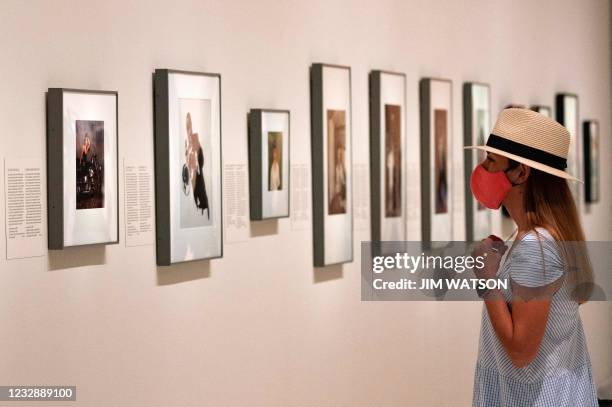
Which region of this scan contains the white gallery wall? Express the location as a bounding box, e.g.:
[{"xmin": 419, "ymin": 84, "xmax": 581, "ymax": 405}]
[{"xmin": 0, "ymin": 0, "xmax": 610, "ymax": 405}]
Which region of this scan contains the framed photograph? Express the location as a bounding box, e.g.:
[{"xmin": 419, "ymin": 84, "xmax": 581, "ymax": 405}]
[
  {"xmin": 555, "ymin": 93, "xmax": 581, "ymax": 204},
  {"xmin": 310, "ymin": 63, "xmax": 353, "ymax": 267},
  {"xmin": 46, "ymin": 88, "xmax": 119, "ymax": 249},
  {"xmin": 369, "ymin": 70, "xmax": 406, "ymax": 244},
  {"xmin": 463, "ymin": 82, "xmax": 491, "ymax": 241},
  {"xmin": 420, "ymin": 78, "xmax": 453, "ymax": 243},
  {"xmin": 583, "ymin": 120, "xmax": 599, "ymax": 203},
  {"xmin": 248, "ymin": 109, "xmax": 290, "ymax": 220},
  {"xmin": 153, "ymin": 69, "xmax": 223, "ymax": 265},
  {"xmin": 530, "ymin": 105, "xmax": 552, "ymax": 117}
]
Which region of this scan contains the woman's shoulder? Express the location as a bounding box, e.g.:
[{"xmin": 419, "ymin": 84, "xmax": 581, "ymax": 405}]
[
  {"xmin": 519, "ymin": 227, "xmax": 555, "ymax": 242},
  {"xmin": 510, "ymin": 227, "xmax": 565, "ymax": 288},
  {"xmin": 516, "ymin": 227, "xmax": 559, "ymax": 258}
]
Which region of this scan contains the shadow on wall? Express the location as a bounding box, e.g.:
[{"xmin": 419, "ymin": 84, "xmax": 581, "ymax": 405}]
[
  {"xmin": 156, "ymin": 260, "xmax": 211, "ymax": 286},
  {"xmin": 313, "ymin": 263, "xmax": 343, "ymax": 283},
  {"xmin": 250, "ymin": 219, "xmax": 279, "ymax": 237},
  {"xmin": 48, "ymin": 245, "xmax": 107, "ymax": 270}
]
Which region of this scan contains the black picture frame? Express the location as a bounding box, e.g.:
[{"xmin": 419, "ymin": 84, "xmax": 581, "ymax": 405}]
[
  {"xmin": 248, "ymin": 108, "xmax": 291, "ymax": 220},
  {"xmin": 310, "ymin": 63, "xmax": 353, "ymax": 267},
  {"xmin": 583, "ymin": 120, "xmax": 600, "ymax": 203},
  {"xmin": 419, "ymin": 77, "xmax": 453, "ymax": 244},
  {"xmin": 46, "ymin": 88, "xmax": 119, "ymax": 250},
  {"xmin": 369, "ymin": 70, "xmax": 407, "ymax": 246},
  {"xmin": 555, "ymin": 92, "xmax": 581, "ymax": 204},
  {"xmin": 463, "ymin": 82, "xmax": 491, "ymax": 241},
  {"xmin": 153, "ymin": 68, "xmax": 223, "ymax": 266}
]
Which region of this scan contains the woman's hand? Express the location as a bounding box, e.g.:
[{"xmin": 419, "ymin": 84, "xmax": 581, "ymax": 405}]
[{"xmin": 472, "ymin": 236, "xmax": 508, "ymax": 280}]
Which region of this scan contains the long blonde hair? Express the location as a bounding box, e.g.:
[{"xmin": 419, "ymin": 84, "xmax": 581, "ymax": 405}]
[{"xmin": 522, "ymin": 168, "xmax": 593, "ymax": 302}]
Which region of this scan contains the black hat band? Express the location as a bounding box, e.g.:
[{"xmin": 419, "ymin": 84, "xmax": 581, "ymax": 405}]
[{"xmin": 486, "ymin": 134, "xmax": 567, "ymax": 170}]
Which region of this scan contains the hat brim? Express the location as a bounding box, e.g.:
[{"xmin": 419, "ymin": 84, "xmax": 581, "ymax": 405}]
[{"xmin": 464, "ymin": 145, "xmax": 582, "ymax": 183}]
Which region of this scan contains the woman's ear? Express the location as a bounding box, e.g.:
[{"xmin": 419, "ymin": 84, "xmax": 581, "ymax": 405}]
[
  {"xmin": 507, "ymin": 163, "xmax": 530, "ymax": 185},
  {"xmin": 516, "ymin": 164, "xmax": 530, "ymax": 184}
]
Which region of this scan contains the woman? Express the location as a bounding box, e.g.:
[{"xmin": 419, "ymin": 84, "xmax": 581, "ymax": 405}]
[
  {"xmin": 79, "ymin": 133, "xmax": 91, "ymax": 165},
  {"xmin": 269, "ymin": 142, "xmax": 281, "ymax": 191},
  {"xmin": 468, "ymin": 108, "xmax": 597, "ymax": 406},
  {"xmin": 333, "ymin": 146, "xmax": 346, "ymax": 213}
]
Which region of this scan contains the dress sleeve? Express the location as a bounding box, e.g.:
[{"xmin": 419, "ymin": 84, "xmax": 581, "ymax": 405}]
[{"xmin": 507, "ymin": 231, "xmax": 565, "ymax": 289}]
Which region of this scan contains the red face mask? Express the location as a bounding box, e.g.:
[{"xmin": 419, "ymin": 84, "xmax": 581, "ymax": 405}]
[{"xmin": 470, "ymin": 164, "xmax": 513, "ymax": 209}]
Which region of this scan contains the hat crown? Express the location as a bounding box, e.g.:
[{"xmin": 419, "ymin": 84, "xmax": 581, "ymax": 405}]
[{"xmin": 491, "ymin": 108, "xmax": 570, "ymax": 159}]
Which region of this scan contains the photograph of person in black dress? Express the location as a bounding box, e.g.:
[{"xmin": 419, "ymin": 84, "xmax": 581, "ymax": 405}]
[
  {"xmin": 75, "ymin": 120, "xmax": 105, "ymax": 210},
  {"xmin": 184, "ymin": 112, "xmax": 210, "ymax": 219},
  {"xmin": 434, "ymin": 109, "xmax": 448, "ymax": 214}
]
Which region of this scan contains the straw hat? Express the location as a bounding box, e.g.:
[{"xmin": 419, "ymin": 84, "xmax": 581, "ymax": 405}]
[{"xmin": 465, "ymin": 108, "xmax": 580, "ymax": 182}]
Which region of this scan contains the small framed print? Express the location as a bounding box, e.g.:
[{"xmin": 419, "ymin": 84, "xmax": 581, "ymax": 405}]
[
  {"xmin": 555, "ymin": 93, "xmax": 581, "ymax": 204},
  {"xmin": 583, "ymin": 120, "xmax": 599, "ymax": 203},
  {"xmin": 248, "ymin": 109, "xmax": 290, "ymax": 220},
  {"xmin": 463, "ymin": 82, "xmax": 491, "ymax": 241},
  {"xmin": 531, "ymin": 105, "xmax": 552, "ymax": 117},
  {"xmin": 420, "ymin": 78, "xmax": 453, "ymax": 243},
  {"xmin": 369, "ymin": 70, "xmax": 406, "ymax": 244},
  {"xmin": 154, "ymin": 69, "xmax": 223, "ymax": 265},
  {"xmin": 46, "ymin": 88, "xmax": 119, "ymax": 249},
  {"xmin": 310, "ymin": 63, "xmax": 353, "ymax": 267}
]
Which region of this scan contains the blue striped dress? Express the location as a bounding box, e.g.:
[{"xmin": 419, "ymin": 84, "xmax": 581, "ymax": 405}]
[{"xmin": 472, "ymin": 228, "xmax": 598, "ymax": 406}]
